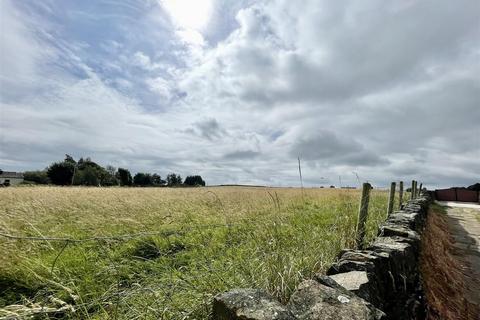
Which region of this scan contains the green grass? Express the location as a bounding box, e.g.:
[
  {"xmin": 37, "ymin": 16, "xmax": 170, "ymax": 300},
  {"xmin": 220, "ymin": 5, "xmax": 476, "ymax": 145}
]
[
  {"xmin": 430, "ymin": 202, "xmax": 448, "ymax": 215},
  {"xmin": 0, "ymin": 186, "xmax": 391, "ymax": 319}
]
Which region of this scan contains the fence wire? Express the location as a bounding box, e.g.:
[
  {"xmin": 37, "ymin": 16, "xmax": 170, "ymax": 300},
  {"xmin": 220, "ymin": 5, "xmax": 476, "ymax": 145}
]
[{"xmin": 0, "ymin": 223, "xmax": 233, "ymax": 243}]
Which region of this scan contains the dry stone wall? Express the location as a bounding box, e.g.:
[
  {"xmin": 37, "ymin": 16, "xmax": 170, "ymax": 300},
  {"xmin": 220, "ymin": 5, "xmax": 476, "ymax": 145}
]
[{"xmin": 212, "ymin": 193, "xmax": 432, "ymax": 320}]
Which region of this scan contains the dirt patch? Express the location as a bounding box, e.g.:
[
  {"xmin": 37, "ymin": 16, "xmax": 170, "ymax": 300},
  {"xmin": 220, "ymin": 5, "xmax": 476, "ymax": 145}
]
[{"xmin": 420, "ymin": 207, "xmax": 479, "ymax": 320}]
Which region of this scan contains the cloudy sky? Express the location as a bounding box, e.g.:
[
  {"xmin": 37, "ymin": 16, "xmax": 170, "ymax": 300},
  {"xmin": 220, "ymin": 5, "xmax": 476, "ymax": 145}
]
[{"xmin": 1, "ymin": 0, "xmax": 479, "ymax": 188}]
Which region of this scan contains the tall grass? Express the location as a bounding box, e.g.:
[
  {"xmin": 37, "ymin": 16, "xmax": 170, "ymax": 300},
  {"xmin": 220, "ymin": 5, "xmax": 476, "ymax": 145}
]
[{"xmin": 0, "ymin": 186, "xmax": 389, "ymax": 319}]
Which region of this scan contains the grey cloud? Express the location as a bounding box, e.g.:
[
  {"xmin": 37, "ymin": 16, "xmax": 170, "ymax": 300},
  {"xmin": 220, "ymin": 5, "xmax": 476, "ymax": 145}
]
[
  {"xmin": 269, "ymin": 0, "xmax": 480, "ymax": 104},
  {"xmin": 352, "ymin": 77, "xmax": 480, "ymax": 156},
  {"xmin": 388, "ymin": 164, "xmax": 422, "ymax": 177},
  {"xmin": 187, "ymin": 0, "xmax": 480, "ymax": 108},
  {"xmin": 192, "ymin": 118, "xmax": 227, "ymax": 140},
  {"xmin": 290, "ymin": 130, "xmax": 388, "ymax": 167},
  {"xmin": 223, "ymin": 150, "xmax": 260, "ymax": 160}
]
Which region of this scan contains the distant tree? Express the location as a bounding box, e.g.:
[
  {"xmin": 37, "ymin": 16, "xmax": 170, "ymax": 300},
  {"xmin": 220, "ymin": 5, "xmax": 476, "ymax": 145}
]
[
  {"xmin": 152, "ymin": 173, "xmax": 166, "ymax": 186},
  {"xmin": 24, "ymin": 170, "xmax": 50, "ymax": 184},
  {"xmin": 64, "ymin": 154, "xmax": 76, "ymax": 165},
  {"xmin": 468, "ymin": 183, "xmax": 480, "ymax": 191},
  {"xmin": 73, "ymin": 166, "xmax": 99, "ymax": 186},
  {"xmin": 116, "ymin": 168, "xmax": 133, "ymax": 186},
  {"xmin": 133, "ymin": 173, "xmax": 154, "ymax": 186},
  {"xmin": 166, "ymin": 173, "xmax": 182, "ymax": 187},
  {"xmin": 77, "ymin": 157, "xmax": 102, "ymax": 171},
  {"xmin": 47, "ymin": 161, "xmax": 75, "ymax": 185},
  {"xmin": 329, "ymin": 185, "xmax": 335, "ymax": 188},
  {"xmin": 184, "ymin": 175, "xmax": 205, "ymax": 186},
  {"xmin": 71, "ymin": 158, "xmax": 117, "ymax": 186},
  {"xmin": 0, "ymin": 169, "xmax": 3, "ymax": 175},
  {"xmin": 72, "ymin": 170, "xmax": 82, "ymax": 185},
  {"xmin": 102, "ymin": 165, "xmax": 118, "ymax": 186},
  {"xmin": 106, "ymin": 165, "xmax": 116, "ymax": 175},
  {"xmin": 45, "ymin": 155, "xmax": 124, "ymax": 186},
  {"xmin": 133, "ymin": 173, "xmax": 145, "ymax": 186}
]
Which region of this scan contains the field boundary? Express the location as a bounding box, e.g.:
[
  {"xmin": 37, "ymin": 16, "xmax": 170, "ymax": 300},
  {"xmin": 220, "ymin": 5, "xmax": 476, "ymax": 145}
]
[{"xmin": 213, "ymin": 191, "xmax": 432, "ymax": 319}]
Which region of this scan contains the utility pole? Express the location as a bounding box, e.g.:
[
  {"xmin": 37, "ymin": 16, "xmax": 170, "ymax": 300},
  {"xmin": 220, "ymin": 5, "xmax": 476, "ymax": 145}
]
[{"xmin": 297, "ymin": 157, "xmax": 304, "ymax": 189}]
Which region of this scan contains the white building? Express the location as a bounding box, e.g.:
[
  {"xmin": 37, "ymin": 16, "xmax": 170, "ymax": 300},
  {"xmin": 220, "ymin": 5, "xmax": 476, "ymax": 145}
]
[{"xmin": 0, "ymin": 171, "xmax": 24, "ymax": 186}]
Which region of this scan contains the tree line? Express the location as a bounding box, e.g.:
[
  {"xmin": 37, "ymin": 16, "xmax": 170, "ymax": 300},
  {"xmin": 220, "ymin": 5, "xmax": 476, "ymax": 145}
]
[{"xmin": 22, "ymin": 155, "xmax": 205, "ymax": 187}]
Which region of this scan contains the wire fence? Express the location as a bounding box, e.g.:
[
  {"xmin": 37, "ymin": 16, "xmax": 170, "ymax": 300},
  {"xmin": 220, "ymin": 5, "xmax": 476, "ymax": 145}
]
[{"xmin": 0, "ymin": 223, "xmax": 232, "ymax": 243}]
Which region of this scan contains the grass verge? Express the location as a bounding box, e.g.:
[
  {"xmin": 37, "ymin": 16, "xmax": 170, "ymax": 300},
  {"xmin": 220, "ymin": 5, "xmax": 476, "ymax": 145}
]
[{"xmin": 420, "ymin": 207, "xmax": 479, "ymax": 320}]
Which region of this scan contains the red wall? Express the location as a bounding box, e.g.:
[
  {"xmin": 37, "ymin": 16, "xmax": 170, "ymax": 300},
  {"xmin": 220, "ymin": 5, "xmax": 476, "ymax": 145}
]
[{"xmin": 435, "ymin": 188, "xmax": 479, "ymax": 203}]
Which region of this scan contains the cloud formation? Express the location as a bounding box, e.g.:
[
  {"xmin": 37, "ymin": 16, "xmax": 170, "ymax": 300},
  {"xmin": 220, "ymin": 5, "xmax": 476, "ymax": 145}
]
[
  {"xmin": 289, "ymin": 130, "xmax": 388, "ymax": 166},
  {"xmin": 1, "ymin": 0, "xmax": 479, "ymax": 188}
]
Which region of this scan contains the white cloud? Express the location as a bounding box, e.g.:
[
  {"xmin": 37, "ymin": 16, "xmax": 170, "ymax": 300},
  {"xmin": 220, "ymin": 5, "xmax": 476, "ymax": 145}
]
[
  {"xmin": 132, "ymin": 51, "xmax": 152, "ymax": 69},
  {"xmin": 174, "ymin": 0, "xmax": 480, "ymax": 186},
  {"xmin": 132, "ymin": 51, "xmax": 164, "ymax": 71},
  {"xmin": 0, "ymin": 0, "xmax": 56, "ymax": 100},
  {"xmin": 146, "ymin": 77, "xmax": 174, "ymax": 100},
  {"xmin": 175, "ymin": 29, "xmax": 206, "ymax": 46},
  {"xmin": 1, "ymin": 0, "xmax": 479, "ymax": 188}
]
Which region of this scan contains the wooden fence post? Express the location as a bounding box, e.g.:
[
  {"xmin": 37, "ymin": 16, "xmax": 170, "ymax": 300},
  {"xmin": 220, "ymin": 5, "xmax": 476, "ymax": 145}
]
[
  {"xmin": 399, "ymin": 181, "xmax": 404, "ymax": 209},
  {"xmin": 418, "ymin": 183, "xmax": 423, "ymax": 196},
  {"xmin": 387, "ymin": 182, "xmax": 396, "ymax": 217},
  {"xmin": 411, "ymin": 180, "xmax": 416, "ymax": 200},
  {"xmin": 355, "ymin": 182, "xmax": 371, "ymax": 249}
]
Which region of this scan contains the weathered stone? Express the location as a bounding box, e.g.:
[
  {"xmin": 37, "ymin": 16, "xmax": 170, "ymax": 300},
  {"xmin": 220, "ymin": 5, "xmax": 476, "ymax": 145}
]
[
  {"xmin": 325, "ymin": 250, "xmax": 390, "ymax": 308},
  {"xmin": 327, "ymin": 259, "xmax": 375, "ymax": 275},
  {"xmin": 370, "ymin": 237, "xmax": 416, "ymax": 278},
  {"xmin": 313, "ymin": 275, "xmax": 353, "ymax": 294},
  {"xmin": 368, "ymin": 236, "xmax": 421, "ymax": 317},
  {"xmin": 385, "ymin": 211, "xmax": 423, "ymax": 230},
  {"xmin": 213, "ymin": 289, "xmax": 293, "ymax": 320},
  {"xmin": 370, "ymin": 237, "xmax": 411, "ymax": 255},
  {"xmin": 328, "ymin": 270, "xmax": 380, "ymax": 306},
  {"xmin": 403, "ymin": 204, "xmax": 422, "ymax": 213},
  {"xmin": 340, "ymin": 251, "xmax": 377, "ymax": 262},
  {"xmin": 380, "ymin": 224, "xmax": 420, "ymax": 240},
  {"xmin": 286, "ymin": 280, "xmax": 385, "ymax": 320},
  {"xmin": 329, "ymin": 271, "xmax": 369, "ymax": 292}
]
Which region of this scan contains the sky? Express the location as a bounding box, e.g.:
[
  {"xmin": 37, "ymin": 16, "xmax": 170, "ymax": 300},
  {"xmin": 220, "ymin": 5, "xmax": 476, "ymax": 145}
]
[{"xmin": 0, "ymin": 0, "xmax": 479, "ymax": 188}]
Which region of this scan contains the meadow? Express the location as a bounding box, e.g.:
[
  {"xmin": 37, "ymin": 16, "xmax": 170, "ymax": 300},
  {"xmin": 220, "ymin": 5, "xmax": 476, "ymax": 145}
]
[{"xmin": 0, "ymin": 186, "xmax": 395, "ymax": 319}]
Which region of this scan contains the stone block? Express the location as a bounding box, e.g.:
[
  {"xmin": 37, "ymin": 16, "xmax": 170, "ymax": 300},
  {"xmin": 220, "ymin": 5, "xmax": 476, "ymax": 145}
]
[
  {"xmin": 213, "ymin": 289, "xmax": 293, "ymax": 320},
  {"xmin": 286, "ymin": 280, "xmax": 385, "ymax": 320}
]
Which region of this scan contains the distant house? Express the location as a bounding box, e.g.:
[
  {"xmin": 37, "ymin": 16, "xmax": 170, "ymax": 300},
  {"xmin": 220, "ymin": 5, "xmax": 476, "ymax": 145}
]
[{"xmin": 0, "ymin": 171, "xmax": 24, "ymax": 186}]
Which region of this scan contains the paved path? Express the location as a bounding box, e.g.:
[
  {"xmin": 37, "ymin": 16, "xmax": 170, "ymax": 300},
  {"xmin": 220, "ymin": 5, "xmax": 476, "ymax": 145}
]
[{"xmin": 437, "ymin": 201, "xmax": 480, "ymax": 307}]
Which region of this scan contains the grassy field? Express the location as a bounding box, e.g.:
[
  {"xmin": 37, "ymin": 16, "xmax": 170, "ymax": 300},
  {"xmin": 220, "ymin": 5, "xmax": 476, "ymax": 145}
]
[{"xmin": 0, "ymin": 186, "xmax": 396, "ymax": 319}]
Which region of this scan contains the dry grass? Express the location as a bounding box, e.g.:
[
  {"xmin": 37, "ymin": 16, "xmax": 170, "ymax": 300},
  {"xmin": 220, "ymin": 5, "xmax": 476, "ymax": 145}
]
[
  {"xmin": 420, "ymin": 205, "xmax": 479, "ymax": 320},
  {"xmin": 0, "ymin": 186, "xmax": 392, "ymax": 319}
]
